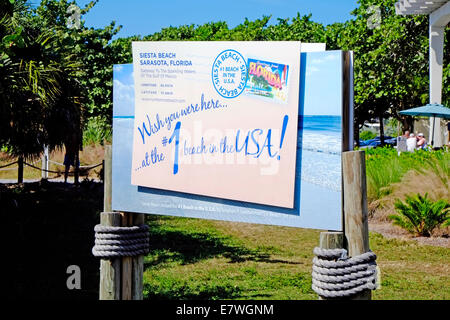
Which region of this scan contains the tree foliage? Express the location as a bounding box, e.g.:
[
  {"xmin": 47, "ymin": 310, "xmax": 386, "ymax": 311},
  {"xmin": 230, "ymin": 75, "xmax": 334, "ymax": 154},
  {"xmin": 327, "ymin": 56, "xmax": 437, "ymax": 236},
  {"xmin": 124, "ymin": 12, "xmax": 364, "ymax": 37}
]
[
  {"xmin": 35, "ymin": 0, "xmax": 121, "ymax": 124},
  {"xmin": 336, "ymin": 0, "xmax": 433, "ymax": 138},
  {"xmin": 0, "ymin": 0, "xmax": 82, "ymax": 158},
  {"xmin": 1, "ymin": 0, "xmax": 121, "ymax": 161},
  {"xmin": 1, "ymin": 0, "xmax": 449, "ymax": 159}
]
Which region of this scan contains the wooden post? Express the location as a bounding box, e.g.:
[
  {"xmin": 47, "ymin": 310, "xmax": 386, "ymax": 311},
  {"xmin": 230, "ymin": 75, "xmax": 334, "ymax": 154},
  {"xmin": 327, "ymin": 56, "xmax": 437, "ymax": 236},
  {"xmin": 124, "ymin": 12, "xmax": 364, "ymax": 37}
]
[
  {"xmin": 18, "ymin": 156, "xmax": 23, "ymax": 183},
  {"xmin": 121, "ymin": 212, "xmax": 133, "ymax": 300},
  {"xmin": 103, "ymin": 145, "xmax": 112, "ymax": 212},
  {"xmin": 318, "ymin": 232, "xmax": 344, "ymax": 300},
  {"xmin": 99, "ymin": 145, "xmax": 122, "ymax": 300},
  {"xmin": 342, "ymin": 150, "xmax": 371, "ymax": 300},
  {"xmin": 120, "ymin": 212, "xmax": 145, "ymax": 300},
  {"xmin": 42, "ymin": 145, "xmax": 49, "ymax": 180},
  {"xmin": 99, "ymin": 212, "xmax": 121, "ymax": 300},
  {"xmin": 132, "ymin": 213, "xmax": 145, "ymax": 300},
  {"xmin": 320, "ymin": 232, "xmax": 344, "ymax": 250},
  {"xmin": 99, "ymin": 145, "xmax": 145, "ymax": 300}
]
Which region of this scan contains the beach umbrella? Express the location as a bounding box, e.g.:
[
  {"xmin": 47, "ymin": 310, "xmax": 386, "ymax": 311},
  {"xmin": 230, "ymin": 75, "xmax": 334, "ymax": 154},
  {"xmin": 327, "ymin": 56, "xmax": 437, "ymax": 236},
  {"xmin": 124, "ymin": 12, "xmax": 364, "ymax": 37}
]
[{"xmin": 399, "ymin": 103, "xmax": 450, "ymax": 146}]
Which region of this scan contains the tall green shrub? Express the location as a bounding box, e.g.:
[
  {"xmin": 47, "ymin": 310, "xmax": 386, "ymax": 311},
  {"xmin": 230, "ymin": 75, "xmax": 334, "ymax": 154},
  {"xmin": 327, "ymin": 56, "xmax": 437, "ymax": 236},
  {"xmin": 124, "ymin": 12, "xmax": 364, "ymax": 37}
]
[
  {"xmin": 83, "ymin": 117, "xmax": 112, "ymax": 146},
  {"xmin": 426, "ymin": 151, "xmax": 450, "ymax": 188},
  {"xmin": 364, "ymin": 147, "xmax": 448, "ymax": 201}
]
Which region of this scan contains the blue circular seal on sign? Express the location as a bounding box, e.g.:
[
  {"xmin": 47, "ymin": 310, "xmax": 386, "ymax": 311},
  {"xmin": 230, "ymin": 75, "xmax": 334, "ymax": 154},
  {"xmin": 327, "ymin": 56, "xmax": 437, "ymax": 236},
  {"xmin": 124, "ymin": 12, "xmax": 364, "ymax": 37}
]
[{"xmin": 211, "ymin": 49, "xmax": 247, "ymax": 99}]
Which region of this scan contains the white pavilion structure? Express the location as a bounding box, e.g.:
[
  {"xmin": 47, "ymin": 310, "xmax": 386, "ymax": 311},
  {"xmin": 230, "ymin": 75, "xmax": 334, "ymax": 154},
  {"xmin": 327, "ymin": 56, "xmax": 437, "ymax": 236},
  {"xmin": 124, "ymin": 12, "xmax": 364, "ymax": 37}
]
[{"xmin": 395, "ymin": 0, "xmax": 450, "ymax": 147}]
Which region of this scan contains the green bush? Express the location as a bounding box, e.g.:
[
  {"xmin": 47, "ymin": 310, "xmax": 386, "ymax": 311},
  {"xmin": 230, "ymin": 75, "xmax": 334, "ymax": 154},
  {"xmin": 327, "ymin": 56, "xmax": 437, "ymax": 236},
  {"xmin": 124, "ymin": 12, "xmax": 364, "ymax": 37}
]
[
  {"xmin": 360, "ymin": 130, "xmax": 377, "ymax": 141},
  {"xmin": 83, "ymin": 117, "xmax": 112, "ymax": 146},
  {"xmin": 364, "ymin": 147, "xmax": 448, "ymax": 201},
  {"xmin": 389, "ymin": 193, "xmax": 450, "ymax": 237}
]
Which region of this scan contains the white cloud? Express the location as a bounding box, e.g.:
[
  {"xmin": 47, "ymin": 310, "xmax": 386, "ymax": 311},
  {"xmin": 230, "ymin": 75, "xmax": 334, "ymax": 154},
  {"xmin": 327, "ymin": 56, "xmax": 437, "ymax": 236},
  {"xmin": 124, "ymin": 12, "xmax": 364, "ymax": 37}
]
[
  {"xmin": 311, "ymin": 53, "xmax": 339, "ymax": 65},
  {"xmin": 305, "ymin": 66, "xmax": 319, "ymax": 76},
  {"xmin": 311, "ymin": 58, "xmax": 324, "ymax": 65},
  {"xmin": 325, "ymin": 54, "xmax": 338, "ymax": 61},
  {"xmin": 114, "ymin": 79, "xmax": 134, "ymax": 105},
  {"xmin": 113, "ymin": 64, "xmax": 124, "ymax": 72}
]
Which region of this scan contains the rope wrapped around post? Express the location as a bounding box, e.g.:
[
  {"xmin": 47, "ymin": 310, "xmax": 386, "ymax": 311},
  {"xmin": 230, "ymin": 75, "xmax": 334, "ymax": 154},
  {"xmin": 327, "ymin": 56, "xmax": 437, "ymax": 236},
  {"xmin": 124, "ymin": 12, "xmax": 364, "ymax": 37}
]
[
  {"xmin": 92, "ymin": 224, "xmax": 150, "ymax": 258},
  {"xmin": 311, "ymin": 247, "xmax": 378, "ymax": 298}
]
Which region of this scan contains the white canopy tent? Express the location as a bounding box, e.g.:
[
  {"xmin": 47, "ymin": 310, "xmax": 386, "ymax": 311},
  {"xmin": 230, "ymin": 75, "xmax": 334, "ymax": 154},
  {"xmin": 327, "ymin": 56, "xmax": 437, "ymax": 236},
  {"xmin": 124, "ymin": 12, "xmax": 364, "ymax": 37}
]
[{"xmin": 395, "ymin": 0, "xmax": 450, "ymax": 147}]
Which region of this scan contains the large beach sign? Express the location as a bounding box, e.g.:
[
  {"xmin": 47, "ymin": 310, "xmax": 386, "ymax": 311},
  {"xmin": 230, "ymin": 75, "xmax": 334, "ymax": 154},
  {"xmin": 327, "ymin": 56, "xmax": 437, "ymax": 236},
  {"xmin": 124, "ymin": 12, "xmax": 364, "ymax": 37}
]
[
  {"xmin": 112, "ymin": 44, "xmax": 352, "ymax": 231},
  {"xmin": 131, "ymin": 42, "xmax": 301, "ymax": 208}
]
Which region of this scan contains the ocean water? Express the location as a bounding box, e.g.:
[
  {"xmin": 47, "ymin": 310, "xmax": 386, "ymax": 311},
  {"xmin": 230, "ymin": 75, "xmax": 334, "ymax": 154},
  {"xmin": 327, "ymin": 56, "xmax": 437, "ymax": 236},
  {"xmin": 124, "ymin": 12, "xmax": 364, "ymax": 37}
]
[{"xmin": 298, "ymin": 115, "xmax": 342, "ymax": 192}]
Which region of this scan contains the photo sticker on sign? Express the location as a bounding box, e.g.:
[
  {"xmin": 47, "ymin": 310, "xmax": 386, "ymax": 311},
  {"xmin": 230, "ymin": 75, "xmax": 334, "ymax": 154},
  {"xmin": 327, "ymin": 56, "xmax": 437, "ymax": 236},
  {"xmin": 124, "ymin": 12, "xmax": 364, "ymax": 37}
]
[
  {"xmin": 245, "ymin": 59, "xmax": 289, "ymax": 104},
  {"xmin": 131, "ymin": 41, "xmax": 301, "ymax": 209}
]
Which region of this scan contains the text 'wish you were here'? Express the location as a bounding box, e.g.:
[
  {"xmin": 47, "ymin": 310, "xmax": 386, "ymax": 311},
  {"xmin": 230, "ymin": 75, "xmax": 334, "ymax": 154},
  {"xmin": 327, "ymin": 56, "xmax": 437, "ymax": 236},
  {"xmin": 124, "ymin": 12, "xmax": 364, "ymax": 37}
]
[{"xmin": 135, "ymin": 93, "xmax": 290, "ymax": 174}]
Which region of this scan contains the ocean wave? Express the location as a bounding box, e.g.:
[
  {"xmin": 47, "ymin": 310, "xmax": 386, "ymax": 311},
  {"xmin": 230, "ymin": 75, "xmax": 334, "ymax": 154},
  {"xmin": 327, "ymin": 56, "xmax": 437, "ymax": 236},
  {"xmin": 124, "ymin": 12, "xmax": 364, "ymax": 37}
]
[
  {"xmin": 295, "ymin": 117, "xmax": 342, "ymax": 192},
  {"xmin": 298, "ymin": 139, "xmax": 341, "ymax": 192},
  {"xmin": 298, "ymin": 131, "xmax": 342, "ymax": 155},
  {"xmin": 300, "ymin": 147, "xmax": 340, "ymax": 155},
  {"xmin": 301, "ymin": 175, "xmax": 341, "ymax": 192}
]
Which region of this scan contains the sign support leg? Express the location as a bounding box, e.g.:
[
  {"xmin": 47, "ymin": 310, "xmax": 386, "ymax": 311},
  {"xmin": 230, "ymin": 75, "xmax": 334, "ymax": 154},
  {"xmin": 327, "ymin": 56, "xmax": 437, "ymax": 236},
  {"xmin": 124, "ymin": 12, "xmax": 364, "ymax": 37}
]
[
  {"xmin": 121, "ymin": 213, "xmax": 133, "ymax": 300},
  {"xmin": 99, "ymin": 146, "xmax": 120, "ymax": 300},
  {"xmin": 342, "ymin": 150, "xmax": 371, "ymax": 300},
  {"xmin": 132, "ymin": 213, "xmax": 145, "ymax": 300},
  {"xmin": 99, "ymin": 212, "xmax": 122, "ymax": 300},
  {"xmin": 318, "ymin": 231, "xmax": 344, "ymax": 300},
  {"xmin": 99, "ymin": 145, "xmax": 145, "ymax": 300}
]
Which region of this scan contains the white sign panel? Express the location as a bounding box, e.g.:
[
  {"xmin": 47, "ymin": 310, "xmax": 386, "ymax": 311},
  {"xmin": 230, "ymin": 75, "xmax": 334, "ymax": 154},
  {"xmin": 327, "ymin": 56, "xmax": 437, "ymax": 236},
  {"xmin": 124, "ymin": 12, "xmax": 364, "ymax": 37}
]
[{"xmin": 131, "ymin": 42, "xmax": 301, "ymax": 208}]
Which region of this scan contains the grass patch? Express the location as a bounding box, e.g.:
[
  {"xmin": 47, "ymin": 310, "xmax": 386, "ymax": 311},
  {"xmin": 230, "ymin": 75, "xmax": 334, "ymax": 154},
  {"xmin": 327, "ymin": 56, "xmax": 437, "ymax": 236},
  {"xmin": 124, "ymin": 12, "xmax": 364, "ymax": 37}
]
[
  {"xmin": 365, "ymin": 147, "xmax": 450, "ymax": 202},
  {"xmin": 142, "ymin": 216, "xmax": 450, "ymax": 300},
  {"xmin": 370, "ymin": 234, "xmax": 450, "ymax": 299},
  {"xmin": 142, "ymin": 216, "xmax": 317, "ymax": 300}
]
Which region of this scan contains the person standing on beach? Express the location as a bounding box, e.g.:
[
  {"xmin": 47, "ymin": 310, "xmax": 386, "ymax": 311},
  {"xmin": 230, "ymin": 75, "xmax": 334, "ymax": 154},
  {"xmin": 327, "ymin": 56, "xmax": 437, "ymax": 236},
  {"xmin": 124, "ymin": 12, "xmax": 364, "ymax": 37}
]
[{"xmin": 64, "ymin": 143, "xmax": 79, "ymax": 183}]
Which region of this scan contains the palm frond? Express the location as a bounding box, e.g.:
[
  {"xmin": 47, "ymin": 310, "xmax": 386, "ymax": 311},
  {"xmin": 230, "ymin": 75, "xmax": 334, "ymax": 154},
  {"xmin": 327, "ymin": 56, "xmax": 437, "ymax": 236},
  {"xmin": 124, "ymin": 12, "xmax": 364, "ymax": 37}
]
[{"xmin": 390, "ymin": 193, "xmax": 450, "ymax": 237}]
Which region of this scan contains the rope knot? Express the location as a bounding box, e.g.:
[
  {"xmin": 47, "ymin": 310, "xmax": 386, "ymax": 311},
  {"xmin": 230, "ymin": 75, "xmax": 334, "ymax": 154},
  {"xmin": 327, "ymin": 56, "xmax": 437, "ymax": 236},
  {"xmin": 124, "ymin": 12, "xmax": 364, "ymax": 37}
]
[
  {"xmin": 312, "ymin": 247, "xmax": 378, "ymax": 298},
  {"xmin": 92, "ymin": 224, "xmax": 150, "ymax": 259}
]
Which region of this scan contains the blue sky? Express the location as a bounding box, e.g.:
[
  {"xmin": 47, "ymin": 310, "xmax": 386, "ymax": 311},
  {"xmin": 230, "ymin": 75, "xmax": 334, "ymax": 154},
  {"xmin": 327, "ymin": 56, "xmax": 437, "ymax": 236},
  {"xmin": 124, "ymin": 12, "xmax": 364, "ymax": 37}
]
[
  {"xmin": 302, "ymin": 51, "xmax": 342, "ymax": 116},
  {"xmin": 30, "ymin": 0, "xmax": 358, "ymax": 39},
  {"xmin": 112, "ymin": 64, "xmax": 134, "ymax": 117}
]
